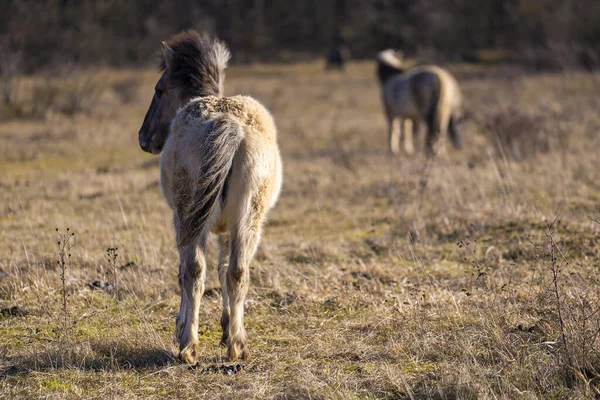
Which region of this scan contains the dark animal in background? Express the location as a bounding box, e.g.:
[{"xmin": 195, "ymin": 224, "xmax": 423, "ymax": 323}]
[
  {"xmin": 326, "ymin": 46, "xmax": 351, "ymax": 71},
  {"xmin": 376, "ymin": 50, "xmax": 464, "ymax": 156}
]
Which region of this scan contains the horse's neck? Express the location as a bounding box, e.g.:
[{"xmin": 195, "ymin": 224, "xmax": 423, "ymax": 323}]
[{"xmin": 377, "ymin": 64, "xmax": 405, "ymax": 84}]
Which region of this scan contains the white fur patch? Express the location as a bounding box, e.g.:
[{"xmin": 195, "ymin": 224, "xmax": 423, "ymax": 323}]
[{"xmin": 377, "ymin": 49, "xmax": 403, "ymax": 69}]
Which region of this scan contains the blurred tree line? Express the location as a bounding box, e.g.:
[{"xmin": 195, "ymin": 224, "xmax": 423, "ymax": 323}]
[{"xmin": 1, "ymin": 0, "xmax": 599, "ymax": 72}]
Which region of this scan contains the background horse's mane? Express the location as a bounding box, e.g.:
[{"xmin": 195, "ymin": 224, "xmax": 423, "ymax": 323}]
[
  {"xmin": 376, "ymin": 49, "xmax": 406, "ymax": 84},
  {"xmin": 160, "ymin": 30, "xmax": 231, "ymax": 99},
  {"xmin": 377, "ymin": 50, "xmax": 403, "ymax": 69}
]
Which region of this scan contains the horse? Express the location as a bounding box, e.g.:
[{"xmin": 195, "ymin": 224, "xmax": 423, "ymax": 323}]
[
  {"xmin": 326, "ymin": 46, "xmax": 351, "ymax": 71},
  {"xmin": 376, "ymin": 49, "xmax": 463, "ymax": 156},
  {"xmin": 138, "ymin": 30, "xmax": 283, "ymax": 363}
]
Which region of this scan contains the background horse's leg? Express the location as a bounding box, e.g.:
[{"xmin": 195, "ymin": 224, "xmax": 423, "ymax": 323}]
[
  {"xmin": 426, "ymin": 108, "xmax": 450, "ymax": 158},
  {"xmin": 402, "ymin": 119, "xmax": 415, "ymax": 155},
  {"xmin": 448, "ymin": 115, "xmax": 463, "ymax": 149},
  {"xmin": 174, "ymin": 214, "xmax": 207, "ymax": 364},
  {"xmin": 425, "ymin": 120, "xmax": 438, "ymax": 157},
  {"xmin": 413, "ymin": 120, "xmax": 422, "ymax": 153},
  {"xmin": 217, "ymin": 234, "xmax": 230, "ymax": 346},
  {"xmin": 226, "ymin": 198, "xmax": 265, "ymax": 361},
  {"xmin": 388, "ymin": 116, "xmax": 401, "ymax": 155}
]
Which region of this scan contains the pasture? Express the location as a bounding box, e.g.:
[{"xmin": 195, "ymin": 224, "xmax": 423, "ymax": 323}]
[{"xmin": 1, "ymin": 61, "xmax": 599, "ymax": 399}]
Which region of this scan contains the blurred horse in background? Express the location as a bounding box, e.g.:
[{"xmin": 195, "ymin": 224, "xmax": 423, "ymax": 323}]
[
  {"xmin": 376, "ymin": 49, "xmax": 463, "ymax": 156},
  {"xmin": 326, "ymin": 46, "xmax": 351, "ymax": 71},
  {"xmin": 138, "ymin": 30, "xmax": 283, "ymax": 364}
]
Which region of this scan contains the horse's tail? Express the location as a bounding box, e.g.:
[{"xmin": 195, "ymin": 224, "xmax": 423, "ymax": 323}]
[
  {"xmin": 177, "ymin": 118, "xmax": 244, "ymax": 249},
  {"xmin": 429, "ymin": 69, "xmax": 453, "ymax": 139}
]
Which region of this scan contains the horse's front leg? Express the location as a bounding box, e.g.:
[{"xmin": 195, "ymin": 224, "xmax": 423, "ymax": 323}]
[
  {"xmin": 388, "ymin": 116, "xmax": 401, "ymax": 155},
  {"xmin": 174, "ymin": 216, "xmax": 207, "ymax": 364}
]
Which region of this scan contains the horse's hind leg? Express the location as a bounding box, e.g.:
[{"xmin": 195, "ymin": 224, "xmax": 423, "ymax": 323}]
[
  {"xmin": 217, "ymin": 234, "xmax": 230, "ymax": 346},
  {"xmin": 226, "ymin": 195, "xmax": 266, "ymax": 361},
  {"xmin": 413, "ymin": 120, "xmax": 422, "ymax": 153},
  {"xmin": 173, "ymin": 214, "xmax": 207, "ymax": 364},
  {"xmin": 425, "ymin": 122, "xmax": 439, "ymax": 157},
  {"xmin": 449, "ymin": 115, "xmax": 463, "ymax": 149},
  {"xmin": 426, "ymin": 114, "xmax": 449, "ymax": 157},
  {"xmin": 402, "ymin": 119, "xmax": 415, "ymax": 155}
]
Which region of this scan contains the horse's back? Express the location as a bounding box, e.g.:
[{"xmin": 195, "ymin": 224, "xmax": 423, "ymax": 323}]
[
  {"xmin": 183, "ymin": 95, "xmax": 277, "ymax": 141},
  {"xmin": 383, "ymin": 66, "xmax": 461, "ymax": 120},
  {"xmin": 383, "ymin": 69, "xmax": 438, "ymax": 119},
  {"xmin": 168, "ymin": 95, "xmax": 278, "ymax": 173}
]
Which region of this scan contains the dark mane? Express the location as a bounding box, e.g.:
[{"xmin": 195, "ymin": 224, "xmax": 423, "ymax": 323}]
[
  {"xmin": 160, "ymin": 30, "xmax": 230, "ymax": 99},
  {"xmin": 377, "ymin": 62, "xmax": 406, "ymax": 84}
]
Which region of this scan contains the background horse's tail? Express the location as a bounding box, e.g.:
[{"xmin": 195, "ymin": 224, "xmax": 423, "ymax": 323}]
[
  {"xmin": 428, "ymin": 72, "xmax": 450, "ymax": 139},
  {"xmin": 425, "ymin": 75, "xmax": 441, "ymax": 132},
  {"xmin": 177, "ymin": 118, "xmax": 244, "ymax": 249}
]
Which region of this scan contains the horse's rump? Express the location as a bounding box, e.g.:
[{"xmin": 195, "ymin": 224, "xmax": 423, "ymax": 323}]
[{"xmin": 174, "ymin": 112, "xmax": 245, "ymax": 249}]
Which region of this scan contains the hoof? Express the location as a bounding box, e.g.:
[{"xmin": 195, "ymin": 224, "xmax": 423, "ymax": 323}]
[
  {"xmin": 179, "ymin": 341, "xmax": 199, "ymax": 365},
  {"xmin": 227, "ymin": 338, "xmax": 249, "ymax": 362}
]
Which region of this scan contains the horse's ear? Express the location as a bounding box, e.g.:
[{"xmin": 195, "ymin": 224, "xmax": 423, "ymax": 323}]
[{"xmin": 161, "ymin": 41, "xmax": 175, "ymax": 70}]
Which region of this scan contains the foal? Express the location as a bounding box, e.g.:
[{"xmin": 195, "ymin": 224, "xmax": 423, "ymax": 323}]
[{"xmin": 138, "ymin": 30, "xmax": 282, "ymax": 363}]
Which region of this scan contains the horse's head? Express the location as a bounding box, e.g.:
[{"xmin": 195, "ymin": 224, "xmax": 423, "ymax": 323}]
[
  {"xmin": 138, "ymin": 32, "xmax": 230, "ymax": 154},
  {"xmin": 138, "ymin": 43, "xmax": 181, "ymax": 154}
]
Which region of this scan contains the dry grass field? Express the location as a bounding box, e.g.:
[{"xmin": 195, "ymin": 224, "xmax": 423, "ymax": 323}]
[{"xmin": 1, "ymin": 61, "xmax": 600, "ymax": 399}]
